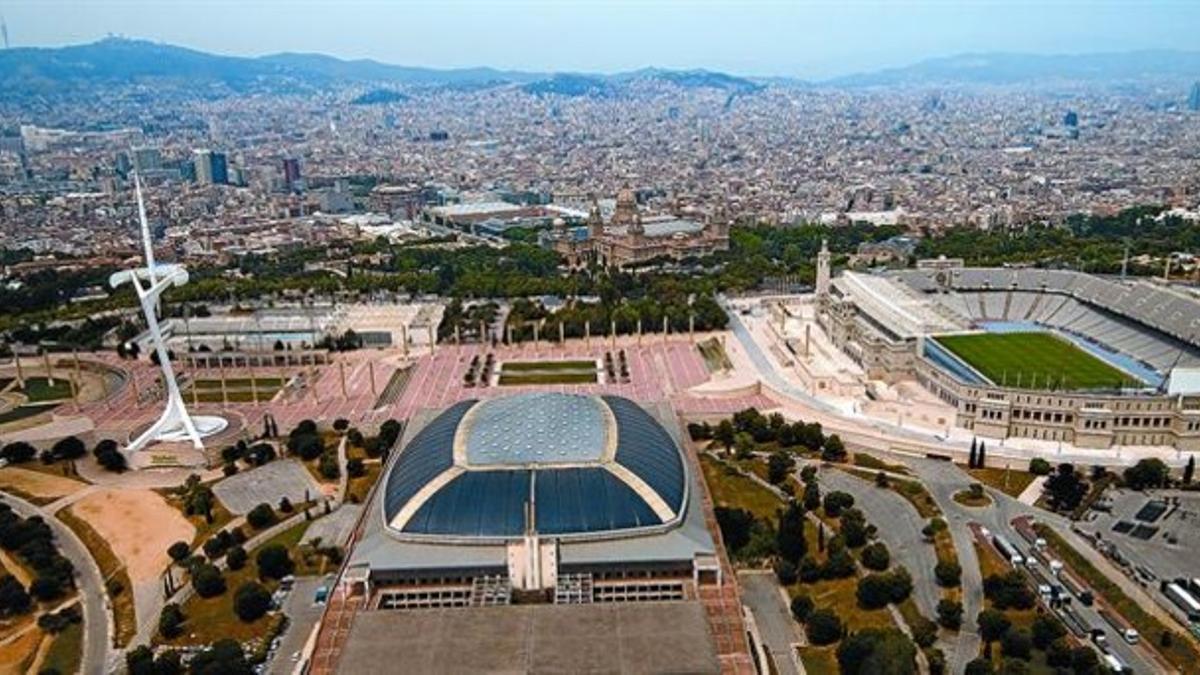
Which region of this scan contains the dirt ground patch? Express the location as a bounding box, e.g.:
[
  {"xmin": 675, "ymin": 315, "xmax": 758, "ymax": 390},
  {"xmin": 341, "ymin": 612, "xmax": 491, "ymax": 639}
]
[
  {"xmin": 0, "ymin": 467, "xmax": 85, "ymax": 501},
  {"xmin": 0, "ymin": 627, "xmax": 42, "ymax": 674},
  {"xmin": 70, "ymin": 488, "xmax": 195, "ymax": 584}
]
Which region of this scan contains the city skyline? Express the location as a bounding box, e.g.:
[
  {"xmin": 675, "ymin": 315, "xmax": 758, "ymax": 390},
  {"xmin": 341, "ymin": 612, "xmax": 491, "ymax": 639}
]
[{"xmin": 3, "ymin": 0, "xmax": 1200, "ymax": 79}]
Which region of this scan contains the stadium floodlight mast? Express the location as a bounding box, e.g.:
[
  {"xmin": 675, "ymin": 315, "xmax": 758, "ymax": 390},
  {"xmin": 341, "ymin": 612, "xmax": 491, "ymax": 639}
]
[{"xmin": 110, "ymin": 174, "xmax": 227, "ymax": 452}]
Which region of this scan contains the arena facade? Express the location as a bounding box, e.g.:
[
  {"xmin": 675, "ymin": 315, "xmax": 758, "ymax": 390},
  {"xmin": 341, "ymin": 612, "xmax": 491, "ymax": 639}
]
[
  {"xmin": 818, "ymin": 254, "xmax": 1200, "ymax": 451},
  {"xmin": 343, "ymin": 392, "xmax": 719, "ymax": 610}
]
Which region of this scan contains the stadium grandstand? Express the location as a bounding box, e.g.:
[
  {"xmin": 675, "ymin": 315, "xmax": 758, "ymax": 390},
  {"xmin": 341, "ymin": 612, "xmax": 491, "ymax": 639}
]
[{"xmin": 817, "ymin": 261, "xmax": 1200, "ymax": 451}]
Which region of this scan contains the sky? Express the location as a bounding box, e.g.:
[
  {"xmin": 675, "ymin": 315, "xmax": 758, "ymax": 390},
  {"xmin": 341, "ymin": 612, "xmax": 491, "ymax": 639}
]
[{"xmin": 2, "ymin": 0, "xmax": 1198, "ymax": 79}]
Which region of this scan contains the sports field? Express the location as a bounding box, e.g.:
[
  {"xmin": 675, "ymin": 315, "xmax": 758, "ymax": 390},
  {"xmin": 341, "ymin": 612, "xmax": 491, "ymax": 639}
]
[{"xmin": 934, "ymin": 331, "xmax": 1139, "ymax": 391}]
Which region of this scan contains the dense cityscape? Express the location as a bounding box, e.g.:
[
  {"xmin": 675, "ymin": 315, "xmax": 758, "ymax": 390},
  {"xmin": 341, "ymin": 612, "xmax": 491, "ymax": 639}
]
[{"xmin": 1, "ymin": 5, "xmax": 1200, "ymax": 675}]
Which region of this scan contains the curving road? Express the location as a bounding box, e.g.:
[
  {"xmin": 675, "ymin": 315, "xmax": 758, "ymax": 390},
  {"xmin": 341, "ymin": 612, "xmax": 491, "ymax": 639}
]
[{"xmin": 1, "ymin": 493, "xmax": 111, "ymax": 674}]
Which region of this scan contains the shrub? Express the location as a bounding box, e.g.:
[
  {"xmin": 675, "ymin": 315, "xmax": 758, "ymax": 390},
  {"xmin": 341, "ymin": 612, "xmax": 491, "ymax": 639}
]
[
  {"xmin": 191, "ymin": 563, "xmax": 226, "ymax": 598},
  {"xmin": 158, "ymin": 603, "xmax": 184, "ymax": 638},
  {"xmin": 805, "ymin": 608, "xmax": 844, "ymax": 645},
  {"xmin": 246, "ymin": 503, "xmax": 276, "ymax": 530},
  {"xmin": 233, "ymin": 581, "xmax": 272, "ymax": 621},
  {"xmin": 167, "ymin": 541, "xmax": 191, "ymax": 563},
  {"xmin": 318, "ymin": 453, "xmax": 340, "ymax": 480},
  {"xmin": 798, "ymin": 556, "xmax": 823, "ymax": 583},
  {"xmin": 937, "ymin": 599, "xmax": 963, "ymax": 630},
  {"xmin": 860, "ymin": 541, "xmax": 890, "ymax": 571},
  {"xmin": 773, "ymin": 559, "xmax": 797, "ymax": 586},
  {"xmin": 0, "ymin": 442, "xmax": 36, "ymax": 464},
  {"xmin": 910, "ymin": 614, "xmax": 938, "ymax": 648},
  {"xmin": 222, "ymin": 463, "xmax": 238, "ymax": 477},
  {"xmin": 1028, "ymin": 458, "xmax": 1052, "ymax": 476},
  {"xmin": 822, "ymin": 491, "xmax": 854, "ymax": 518},
  {"xmin": 934, "ymin": 560, "xmax": 962, "ymax": 588},
  {"xmin": 288, "ymin": 433, "xmax": 323, "ymax": 461},
  {"xmin": 256, "ymin": 544, "xmax": 294, "ymax": 581},
  {"xmin": 278, "ymin": 497, "xmax": 294, "ymax": 513},
  {"xmin": 332, "ymin": 418, "xmax": 350, "ymax": 432},
  {"xmin": 0, "ymin": 575, "xmax": 31, "ymax": 616},
  {"xmin": 790, "ymin": 594, "xmax": 814, "ymax": 623},
  {"xmin": 346, "ymin": 457, "xmax": 365, "ymax": 478},
  {"xmin": 226, "ymin": 545, "xmax": 248, "ymax": 571},
  {"xmin": 51, "ymin": 436, "xmax": 86, "ymax": 461}
]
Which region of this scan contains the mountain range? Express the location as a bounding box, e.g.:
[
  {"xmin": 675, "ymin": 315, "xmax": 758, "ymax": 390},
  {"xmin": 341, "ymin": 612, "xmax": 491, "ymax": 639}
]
[{"xmin": 1, "ymin": 37, "xmax": 1197, "ymax": 100}]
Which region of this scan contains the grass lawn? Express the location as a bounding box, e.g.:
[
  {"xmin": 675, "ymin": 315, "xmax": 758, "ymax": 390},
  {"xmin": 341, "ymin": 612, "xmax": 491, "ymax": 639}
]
[
  {"xmin": 497, "ymin": 371, "xmax": 598, "ymax": 385},
  {"xmin": 953, "ymin": 490, "xmax": 993, "ymax": 507},
  {"xmin": 1034, "ymin": 523, "xmax": 1200, "ymax": 671},
  {"xmin": 56, "ymin": 508, "xmax": 136, "ymax": 648},
  {"xmin": 794, "ymin": 574, "xmax": 896, "ymax": 673},
  {"xmin": 164, "ymin": 521, "xmax": 309, "ymax": 648},
  {"xmin": 934, "ymin": 332, "xmax": 1137, "ymax": 391},
  {"xmin": 41, "ymin": 621, "xmax": 83, "ymax": 675},
  {"xmin": 852, "ymin": 453, "xmax": 911, "ymax": 475},
  {"xmin": 0, "ymin": 402, "xmax": 60, "ymax": 426},
  {"xmin": 347, "ymin": 462, "xmax": 382, "ymax": 504},
  {"xmin": 190, "ymin": 389, "xmax": 281, "ymax": 403},
  {"xmin": 192, "ymin": 377, "xmax": 286, "ymax": 390},
  {"xmin": 17, "ymin": 377, "xmax": 73, "ymax": 402},
  {"xmin": 965, "ymin": 466, "xmax": 1037, "ymax": 499},
  {"xmin": 699, "ymin": 454, "xmax": 783, "ymax": 524},
  {"xmin": 500, "ymin": 360, "xmax": 597, "ymax": 372}
]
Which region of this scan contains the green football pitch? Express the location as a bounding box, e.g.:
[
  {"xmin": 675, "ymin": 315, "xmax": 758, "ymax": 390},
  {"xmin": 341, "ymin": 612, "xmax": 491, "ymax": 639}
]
[{"xmin": 933, "ymin": 332, "xmax": 1141, "ymax": 391}]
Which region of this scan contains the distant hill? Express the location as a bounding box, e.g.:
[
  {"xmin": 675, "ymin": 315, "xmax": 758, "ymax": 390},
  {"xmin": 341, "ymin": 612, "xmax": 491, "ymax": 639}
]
[
  {"xmin": 825, "ymin": 50, "xmax": 1200, "ymax": 87},
  {"xmin": 350, "ymin": 88, "xmax": 409, "ymax": 105},
  {"xmin": 624, "ymin": 68, "xmax": 763, "ymax": 93},
  {"xmin": 521, "ymin": 74, "xmax": 617, "ymax": 98}
]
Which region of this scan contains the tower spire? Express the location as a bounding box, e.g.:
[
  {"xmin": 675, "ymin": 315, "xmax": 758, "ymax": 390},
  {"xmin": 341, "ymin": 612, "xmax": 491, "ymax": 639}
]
[{"xmin": 1, "ymin": 14, "xmax": 9, "ymax": 50}]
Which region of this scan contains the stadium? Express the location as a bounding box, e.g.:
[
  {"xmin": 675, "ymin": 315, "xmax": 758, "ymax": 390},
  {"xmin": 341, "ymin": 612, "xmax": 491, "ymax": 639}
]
[
  {"xmin": 330, "ymin": 392, "xmax": 725, "ymax": 672},
  {"xmin": 344, "ymin": 392, "xmax": 719, "ymax": 606},
  {"xmin": 821, "ymin": 263, "xmax": 1200, "ymax": 451}
]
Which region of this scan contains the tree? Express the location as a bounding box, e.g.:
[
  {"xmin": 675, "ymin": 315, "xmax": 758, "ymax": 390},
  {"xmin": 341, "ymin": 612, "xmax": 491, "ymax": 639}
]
[
  {"xmin": 977, "ymin": 441, "xmax": 986, "ymax": 467},
  {"xmin": 318, "ymin": 452, "xmax": 340, "ymax": 480},
  {"xmin": 256, "ymin": 543, "xmax": 294, "ymax": 580},
  {"xmin": 1000, "ymin": 627, "xmax": 1032, "ymax": 660},
  {"xmin": 860, "ymin": 541, "xmax": 890, "ymax": 571},
  {"xmin": 233, "ymin": 581, "xmax": 272, "ymax": 621},
  {"xmin": 189, "ymin": 639, "xmax": 253, "ymax": 675},
  {"xmin": 857, "ymin": 573, "xmax": 895, "ymax": 609},
  {"xmin": 1028, "ymin": 457, "xmax": 1052, "ymax": 476},
  {"xmin": 1043, "ymin": 463, "xmax": 1087, "ymax": 512},
  {"xmin": 934, "ymin": 560, "xmax": 962, "ymax": 588},
  {"xmin": 246, "ymin": 503, "xmax": 276, "ymax": 529},
  {"xmin": 803, "ymin": 481, "xmax": 821, "ymax": 511},
  {"xmin": 822, "ymin": 547, "xmax": 856, "ymax": 579},
  {"xmin": 977, "ymin": 608, "xmax": 1011, "ymax": 644},
  {"xmin": 346, "ymin": 457, "xmax": 366, "ymax": 478},
  {"xmin": 158, "ymin": 603, "xmax": 184, "ymax": 638},
  {"xmin": 822, "ymin": 491, "xmax": 855, "ymax": 518},
  {"xmin": 226, "ymin": 545, "xmax": 248, "ymax": 571},
  {"xmin": 0, "ymin": 575, "xmax": 31, "ymax": 616},
  {"xmin": 790, "ymin": 594, "xmax": 814, "ymax": 623},
  {"xmin": 1030, "ymin": 613, "xmax": 1066, "ymax": 649},
  {"xmin": 51, "ymin": 436, "xmax": 86, "ymax": 461},
  {"xmin": 95, "ymin": 443, "xmax": 128, "ymax": 472},
  {"xmin": 798, "ymin": 556, "xmax": 822, "ymax": 583},
  {"xmin": 800, "ymin": 465, "xmax": 817, "ymax": 484},
  {"xmin": 984, "ymin": 571, "xmax": 1035, "ymax": 610},
  {"xmin": 713, "ymin": 419, "xmax": 736, "ymax": 454},
  {"xmin": 191, "ymin": 563, "xmax": 226, "ymax": 598},
  {"xmin": 968, "ymin": 439, "xmax": 978, "ymax": 469},
  {"xmin": 776, "ymin": 502, "xmax": 807, "ymax": 564},
  {"xmin": 805, "ymin": 608, "xmax": 844, "ymax": 646},
  {"xmin": 733, "ymin": 433, "xmax": 756, "ymax": 460},
  {"xmin": 964, "ymin": 658, "xmax": 994, "ymax": 675},
  {"xmin": 773, "ymin": 559, "xmax": 797, "ymax": 585},
  {"xmin": 767, "ymin": 451, "xmax": 795, "ymax": 485},
  {"xmin": 166, "ymin": 541, "xmax": 190, "ymax": 563},
  {"xmin": 0, "ymin": 442, "xmax": 36, "ymax": 464},
  {"xmin": 714, "ymin": 507, "xmax": 755, "ymax": 554},
  {"xmin": 836, "ymin": 627, "xmax": 917, "ymax": 675},
  {"xmin": 840, "ymin": 508, "xmax": 870, "ymax": 548},
  {"xmin": 1185, "ymin": 455, "xmax": 1196, "ymax": 485},
  {"xmin": 874, "ymin": 471, "xmax": 889, "ymax": 488},
  {"xmin": 937, "ymin": 599, "xmax": 963, "ymax": 630},
  {"xmin": 1124, "ymin": 458, "xmax": 1170, "ymax": 490},
  {"xmin": 821, "ymin": 434, "xmax": 846, "ymax": 462}
]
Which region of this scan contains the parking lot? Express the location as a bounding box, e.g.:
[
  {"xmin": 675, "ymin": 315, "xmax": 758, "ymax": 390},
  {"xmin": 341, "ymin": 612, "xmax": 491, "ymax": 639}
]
[
  {"xmin": 1078, "ymin": 488, "xmax": 1200, "ymax": 584},
  {"xmin": 212, "ymin": 459, "xmax": 325, "ymax": 515}
]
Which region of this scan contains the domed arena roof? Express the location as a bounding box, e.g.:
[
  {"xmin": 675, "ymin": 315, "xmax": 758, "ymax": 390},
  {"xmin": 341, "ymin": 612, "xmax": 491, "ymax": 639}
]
[{"xmin": 381, "ymin": 393, "xmax": 688, "ymax": 541}]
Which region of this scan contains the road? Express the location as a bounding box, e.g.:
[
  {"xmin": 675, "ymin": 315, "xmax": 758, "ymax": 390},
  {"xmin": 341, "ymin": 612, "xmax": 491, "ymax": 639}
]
[
  {"xmin": 2, "ymin": 493, "xmax": 111, "ymax": 674},
  {"xmin": 738, "ymin": 571, "xmax": 800, "ymax": 675},
  {"xmin": 904, "ymin": 458, "xmax": 1158, "ymax": 675},
  {"xmin": 267, "ymin": 577, "xmax": 327, "ymax": 675}
]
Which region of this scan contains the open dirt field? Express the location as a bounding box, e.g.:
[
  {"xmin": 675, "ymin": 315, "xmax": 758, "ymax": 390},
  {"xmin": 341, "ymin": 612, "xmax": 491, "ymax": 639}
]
[
  {"xmin": 70, "ymin": 488, "xmax": 194, "ymax": 584},
  {"xmin": 0, "ymin": 467, "xmax": 86, "ymax": 501},
  {"xmin": 0, "ymin": 627, "xmax": 41, "ymax": 674}
]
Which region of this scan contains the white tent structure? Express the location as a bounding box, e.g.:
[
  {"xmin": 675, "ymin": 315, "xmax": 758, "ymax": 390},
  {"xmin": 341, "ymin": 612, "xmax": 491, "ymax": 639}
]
[{"xmin": 110, "ymin": 175, "xmax": 226, "ymax": 452}]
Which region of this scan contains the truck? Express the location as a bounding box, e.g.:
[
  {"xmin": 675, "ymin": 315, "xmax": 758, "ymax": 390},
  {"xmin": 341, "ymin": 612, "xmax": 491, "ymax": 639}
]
[
  {"xmin": 1098, "ymin": 607, "xmax": 1139, "ymax": 645},
  {"xmin": 1163, "ymin": 581, "xmax": 1200, "ymax": 622},
  {"xmin": 992, "ymin": 533, "xmax": 1025, "ymax": 567},
  {"xmin": 1059, "ymin": 570, "xmax": 1094, "ymax": 607}
]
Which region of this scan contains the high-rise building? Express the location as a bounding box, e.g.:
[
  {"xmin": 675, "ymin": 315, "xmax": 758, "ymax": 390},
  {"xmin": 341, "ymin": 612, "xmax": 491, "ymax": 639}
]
[
  {"xmin": 1063, "ymin": 110, "xmax": 1078, "ymax": 127},
  {"xmin": 1189, "ymin": 82, "xmax": 1200, "ymax": 112},
  {"xmin": 282, "ymin": 157, "xmax": 302, "ymax": 191},
  {"xmin": 193, "ymin": 149, "xmax": 228, "ymax": 185},
  {"xmin": 132, "ymin": 146, "xmax": 162, "ymax": 173}
]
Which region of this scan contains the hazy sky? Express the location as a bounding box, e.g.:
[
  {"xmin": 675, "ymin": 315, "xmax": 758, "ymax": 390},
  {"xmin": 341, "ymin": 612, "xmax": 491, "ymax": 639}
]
[{"xmin": 2, "ymin": 1, "xmax": 1198, "ymax": 79}]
